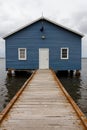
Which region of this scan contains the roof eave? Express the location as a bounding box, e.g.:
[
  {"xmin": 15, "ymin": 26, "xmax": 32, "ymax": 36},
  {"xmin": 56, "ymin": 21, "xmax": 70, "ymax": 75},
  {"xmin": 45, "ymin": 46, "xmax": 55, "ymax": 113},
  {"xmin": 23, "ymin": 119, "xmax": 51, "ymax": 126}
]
[
  {"xmin": 2, "ymin": 17, "xmax": 42, "ymax": 39},
  {"xmin": 2, "ymin": 16, "xmax": 84, "ymax": 39},
  {"xmin": 44, "ymin": 17, "xmax": 84, "ymax": 37}
]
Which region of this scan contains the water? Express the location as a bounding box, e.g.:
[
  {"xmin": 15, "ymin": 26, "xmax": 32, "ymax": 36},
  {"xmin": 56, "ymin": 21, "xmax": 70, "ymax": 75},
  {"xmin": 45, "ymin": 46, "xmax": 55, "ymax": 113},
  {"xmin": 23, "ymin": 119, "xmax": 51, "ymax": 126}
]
[
  {"xmin": 58, "ymin": 58, "xmax": 87, "ymax": 117},
  {"xmin": 0, "ymin": 59, "xmax": 29, "ymax": 111},
  {"xmin": 0, "ymin": 59, "xmax": 87, "ymax": 118}
]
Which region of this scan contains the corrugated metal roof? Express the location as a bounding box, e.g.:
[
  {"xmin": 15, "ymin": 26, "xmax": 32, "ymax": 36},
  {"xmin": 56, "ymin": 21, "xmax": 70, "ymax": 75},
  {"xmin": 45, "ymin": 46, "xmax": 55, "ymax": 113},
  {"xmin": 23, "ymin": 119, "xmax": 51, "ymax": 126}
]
[{"xmin": 3, "ymin": 17, "xmax": 84, "ymax": 39}]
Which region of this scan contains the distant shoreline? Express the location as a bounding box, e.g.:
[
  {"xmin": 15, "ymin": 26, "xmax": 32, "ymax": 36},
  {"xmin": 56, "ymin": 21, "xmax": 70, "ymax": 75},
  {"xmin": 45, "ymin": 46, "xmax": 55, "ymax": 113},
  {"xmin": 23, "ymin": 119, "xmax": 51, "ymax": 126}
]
[
  {"xmin": 82, "ymin": 57, "xmax": 87, "ymax": 59},
  {"xmin": 0, "ymin": 58, "xmax": 5, "ymax": 59}
]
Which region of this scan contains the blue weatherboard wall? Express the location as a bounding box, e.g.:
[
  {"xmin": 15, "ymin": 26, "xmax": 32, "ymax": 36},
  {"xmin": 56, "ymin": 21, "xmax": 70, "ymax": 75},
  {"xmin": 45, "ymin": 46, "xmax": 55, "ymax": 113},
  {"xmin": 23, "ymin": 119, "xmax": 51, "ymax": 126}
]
[{"xmin": 5, "ymin": 19, "xmax": 82, "ymax": 71}]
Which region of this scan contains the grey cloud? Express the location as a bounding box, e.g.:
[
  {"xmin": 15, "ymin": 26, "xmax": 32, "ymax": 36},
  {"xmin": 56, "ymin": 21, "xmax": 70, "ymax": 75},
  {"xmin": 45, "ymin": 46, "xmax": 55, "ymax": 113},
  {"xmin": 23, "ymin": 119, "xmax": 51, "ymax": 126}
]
[
  {"xmin": 58, "ymin": 10, "xmax": 87, "ymax": 35},
  {"xmin": 0, "ymin": 0, "xmax": 87, "ymax": 57},
  {"xmin": 70, "ymin": 10, "xmax": 87, "ymax": 34}
]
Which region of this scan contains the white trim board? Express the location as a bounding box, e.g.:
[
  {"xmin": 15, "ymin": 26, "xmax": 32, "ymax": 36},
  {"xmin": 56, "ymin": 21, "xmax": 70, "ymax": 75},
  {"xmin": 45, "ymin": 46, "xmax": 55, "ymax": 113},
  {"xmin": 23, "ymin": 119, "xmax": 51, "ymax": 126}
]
[{"xmin": 18, "ymin": 48, "xmax": 27, "ymax": 60}]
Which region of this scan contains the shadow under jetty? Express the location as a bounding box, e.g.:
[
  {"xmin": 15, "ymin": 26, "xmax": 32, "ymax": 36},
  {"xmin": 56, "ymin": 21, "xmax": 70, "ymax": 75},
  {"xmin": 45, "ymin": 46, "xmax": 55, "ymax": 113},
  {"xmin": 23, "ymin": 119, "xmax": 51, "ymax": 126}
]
[
  {"xmin": 56, "ymin": 70, "xmax": 80, "ymax": 78},
  {"xmin": 7, "ymin": 70, "xmax": 33, "ymax": 77}
]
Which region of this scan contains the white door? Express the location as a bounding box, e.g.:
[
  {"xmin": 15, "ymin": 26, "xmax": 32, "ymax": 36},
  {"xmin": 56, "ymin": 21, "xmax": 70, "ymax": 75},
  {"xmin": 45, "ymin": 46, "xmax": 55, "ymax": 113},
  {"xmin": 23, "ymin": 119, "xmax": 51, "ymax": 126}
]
[{"xmin": 39, "ymin": 48, "xmax": 49, "ymax": 69}]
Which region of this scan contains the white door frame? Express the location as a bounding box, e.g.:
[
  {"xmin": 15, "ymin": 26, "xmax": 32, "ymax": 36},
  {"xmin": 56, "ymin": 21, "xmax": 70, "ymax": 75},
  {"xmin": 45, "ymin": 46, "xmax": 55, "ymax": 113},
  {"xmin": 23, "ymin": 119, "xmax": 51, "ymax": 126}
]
[{"xmin": 39, "ymin": 48, "xmax": 49, "ymax": 69}]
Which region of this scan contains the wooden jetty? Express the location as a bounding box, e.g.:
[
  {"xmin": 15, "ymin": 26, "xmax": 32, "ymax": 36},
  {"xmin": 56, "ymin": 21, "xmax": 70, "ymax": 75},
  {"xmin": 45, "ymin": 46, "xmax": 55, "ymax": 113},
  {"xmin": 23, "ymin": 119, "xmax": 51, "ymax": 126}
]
[{"xmin": 0, "ymin": 70, "xmax": 87, "ymax": 130}]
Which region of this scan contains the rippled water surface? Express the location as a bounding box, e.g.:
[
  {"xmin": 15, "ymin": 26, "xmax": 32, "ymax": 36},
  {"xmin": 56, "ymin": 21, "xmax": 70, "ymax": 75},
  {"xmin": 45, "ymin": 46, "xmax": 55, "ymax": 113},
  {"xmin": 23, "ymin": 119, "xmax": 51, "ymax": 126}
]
[
  {"xmin": 0, "ymin": 58, "xmax": 87, "ymax": 117},
  {"xmin": 58, "ymin": 58, "xmax": 87, "ymax": 117},
  {"xmin": 0, "ymin": 59, "xmax": 28, "ymax": 112}
]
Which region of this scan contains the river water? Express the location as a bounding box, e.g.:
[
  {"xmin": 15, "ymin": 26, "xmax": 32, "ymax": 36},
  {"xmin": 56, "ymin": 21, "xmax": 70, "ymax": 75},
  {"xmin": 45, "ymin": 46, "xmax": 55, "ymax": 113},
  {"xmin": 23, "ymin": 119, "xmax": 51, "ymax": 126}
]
[
  {"xmin": 0, "ymin": 59, "xmax": 87, "ymax": 117},
  {"xmin": 0, "ymin": 59, "xmax": 28, "ymax": 111}
]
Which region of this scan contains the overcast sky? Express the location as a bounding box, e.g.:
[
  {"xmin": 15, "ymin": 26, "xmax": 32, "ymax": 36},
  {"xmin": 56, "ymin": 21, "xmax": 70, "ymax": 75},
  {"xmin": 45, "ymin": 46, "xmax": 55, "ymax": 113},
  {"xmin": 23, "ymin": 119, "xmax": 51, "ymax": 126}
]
[{"xmin": 0, "ymin": 0, "xmax": 87, "ymax": 57}]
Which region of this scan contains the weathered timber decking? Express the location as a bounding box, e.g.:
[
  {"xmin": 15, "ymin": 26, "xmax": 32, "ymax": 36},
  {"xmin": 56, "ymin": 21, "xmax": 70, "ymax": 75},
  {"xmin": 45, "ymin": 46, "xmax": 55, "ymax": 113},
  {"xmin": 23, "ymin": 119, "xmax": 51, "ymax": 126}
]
[{"xmin": 0, "ymin": 70, "xmax": 87, "ymax": 130}]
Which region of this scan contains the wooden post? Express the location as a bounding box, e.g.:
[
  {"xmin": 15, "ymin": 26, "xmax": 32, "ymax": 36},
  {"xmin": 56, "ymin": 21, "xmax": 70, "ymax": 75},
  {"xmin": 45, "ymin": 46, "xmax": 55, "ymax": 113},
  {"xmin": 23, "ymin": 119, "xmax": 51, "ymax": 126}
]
[
  {"xmin": 70, "ymin": 70, "xmax": 74, "ymax": 77},
  {"xmin": 7, "ymin": 69, "xmax": 12, "ymax": 76},
  {"xmin": 75, "ymin": 70, "xmax": 80, "ymax": 76},
  {"xmin": 7, "ymin": 69, "xmax": 15, "ymax": 76}
]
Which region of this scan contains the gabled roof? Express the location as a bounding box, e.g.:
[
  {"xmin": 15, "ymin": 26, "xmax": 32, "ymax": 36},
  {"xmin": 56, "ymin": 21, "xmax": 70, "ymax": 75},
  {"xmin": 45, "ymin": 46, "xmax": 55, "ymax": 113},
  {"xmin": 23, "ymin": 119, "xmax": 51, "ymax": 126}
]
[{"xmin": 3, "ymin": 17, "xmax": 84, "ymax": 39}]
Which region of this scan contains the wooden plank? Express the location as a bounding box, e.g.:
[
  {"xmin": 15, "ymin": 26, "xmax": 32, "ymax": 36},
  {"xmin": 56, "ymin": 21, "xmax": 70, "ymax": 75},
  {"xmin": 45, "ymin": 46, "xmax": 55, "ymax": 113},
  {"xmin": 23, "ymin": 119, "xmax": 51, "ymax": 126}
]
[
  {"xmin": 0, "ymin": 69, "xmax": 87, "ymax": 130},
  {"xmin": 0, "ymin": 71, "xmax": 36, "ymax": 123},
  {"xmin": 51, "ymin": 69, "xmax": 87, "ymax": 129}
]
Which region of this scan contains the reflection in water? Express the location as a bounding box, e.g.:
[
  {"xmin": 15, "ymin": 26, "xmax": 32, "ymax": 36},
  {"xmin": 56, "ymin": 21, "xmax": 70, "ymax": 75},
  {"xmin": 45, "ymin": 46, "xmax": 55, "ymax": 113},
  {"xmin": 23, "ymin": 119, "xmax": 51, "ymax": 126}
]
[
  {"xmin": 57, "ymin": 75, "xmax": 81, "ymax": 104},
  {"xmin": 56, "ymin": 70, "xmax": 87, "ymax": 117},
  {"xmin": 1, "ymin": 74, "xmax": 30, "ymax": 112}
]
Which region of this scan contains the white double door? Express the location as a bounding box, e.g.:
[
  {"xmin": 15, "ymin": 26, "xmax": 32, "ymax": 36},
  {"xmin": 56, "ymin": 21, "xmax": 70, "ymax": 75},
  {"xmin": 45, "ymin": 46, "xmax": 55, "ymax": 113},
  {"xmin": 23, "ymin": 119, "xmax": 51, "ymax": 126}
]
[{"xmin": 39, "ymin": 48, "xmax": 49, "ymax": 69}]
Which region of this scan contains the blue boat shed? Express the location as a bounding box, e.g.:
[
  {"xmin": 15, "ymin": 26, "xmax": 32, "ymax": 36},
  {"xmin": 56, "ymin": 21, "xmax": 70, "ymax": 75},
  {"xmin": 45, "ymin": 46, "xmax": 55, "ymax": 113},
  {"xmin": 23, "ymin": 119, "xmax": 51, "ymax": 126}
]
[{"xmin": 3, "ymin": 17, "xmax": 83, "ymax": 73}]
